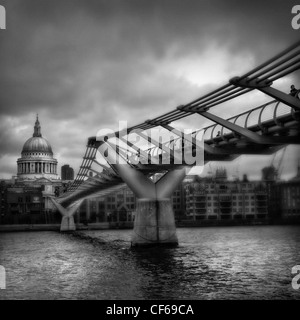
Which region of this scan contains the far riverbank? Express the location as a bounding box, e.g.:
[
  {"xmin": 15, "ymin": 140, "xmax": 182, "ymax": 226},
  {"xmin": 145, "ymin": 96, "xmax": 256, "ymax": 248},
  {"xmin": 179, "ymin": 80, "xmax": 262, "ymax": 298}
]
[{"xmin": 1, "ymin": 217, "xmax": 299, "ymax": 233}]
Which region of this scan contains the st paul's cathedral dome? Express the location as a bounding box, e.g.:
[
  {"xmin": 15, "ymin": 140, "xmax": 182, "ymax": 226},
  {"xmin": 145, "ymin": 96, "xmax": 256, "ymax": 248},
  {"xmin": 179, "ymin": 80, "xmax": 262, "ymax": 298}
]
[{"xmin": 17, "ymin": 116, "xmax": 59, "ymax": 180}]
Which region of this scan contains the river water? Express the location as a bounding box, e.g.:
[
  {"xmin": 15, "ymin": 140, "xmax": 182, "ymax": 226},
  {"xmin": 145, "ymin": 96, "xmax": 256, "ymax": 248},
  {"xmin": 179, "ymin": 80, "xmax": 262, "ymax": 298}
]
[{"xmin": 0, "ymin": 225, "xmax": 299, "ymax": 300}]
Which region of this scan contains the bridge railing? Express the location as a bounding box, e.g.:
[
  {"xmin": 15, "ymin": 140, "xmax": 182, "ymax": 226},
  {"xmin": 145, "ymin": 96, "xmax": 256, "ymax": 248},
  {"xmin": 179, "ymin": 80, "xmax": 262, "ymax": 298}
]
[
  {"xmin": 66, "ymin": 95, "xmax": 299, "ymax": 194},
  {"xmin": 144, "ymin": 97, "xmax": 298, "ymax": 158}
]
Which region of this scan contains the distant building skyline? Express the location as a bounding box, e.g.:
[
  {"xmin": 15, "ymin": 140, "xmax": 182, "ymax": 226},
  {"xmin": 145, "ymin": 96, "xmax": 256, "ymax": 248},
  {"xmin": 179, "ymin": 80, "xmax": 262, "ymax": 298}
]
[
  {"xmin": 1, "ymin": 164, "xmax": 300, "ymax": 225},
  {"xmin": 61, "ymin": 164, "xmax": 74, "ymax": 181}
]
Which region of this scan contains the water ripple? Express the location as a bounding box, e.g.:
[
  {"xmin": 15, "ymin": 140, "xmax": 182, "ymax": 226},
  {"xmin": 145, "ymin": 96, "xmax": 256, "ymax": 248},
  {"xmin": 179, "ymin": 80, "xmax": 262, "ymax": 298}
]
[{"xmin": 0, "ymin": 226, "xmax": 300, "ymax": 299}]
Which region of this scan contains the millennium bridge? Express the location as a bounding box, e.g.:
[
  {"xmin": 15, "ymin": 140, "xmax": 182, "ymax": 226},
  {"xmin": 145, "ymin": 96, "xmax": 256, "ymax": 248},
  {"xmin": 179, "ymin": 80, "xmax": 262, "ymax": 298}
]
[{"xmin": 51, "ymin": 41, "xmax": 300, "ymax": 247}]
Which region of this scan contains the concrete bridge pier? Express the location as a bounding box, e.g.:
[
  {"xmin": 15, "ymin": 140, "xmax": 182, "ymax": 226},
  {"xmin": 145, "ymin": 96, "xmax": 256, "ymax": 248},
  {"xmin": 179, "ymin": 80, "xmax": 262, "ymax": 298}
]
[
  {"xmin": 102, "ymin": 155, "xmax": 188, "ymax": 246},
  {"xmin": 50, "ymin": 198, "xmax": 83, "ymax": 232},
  {"xmin": 60, "ymin": 215, "xmax": 76, "ymax": 232},
  {"xmin": 132, "ymin": 197, "xmax": 178, "ymax": 247}
]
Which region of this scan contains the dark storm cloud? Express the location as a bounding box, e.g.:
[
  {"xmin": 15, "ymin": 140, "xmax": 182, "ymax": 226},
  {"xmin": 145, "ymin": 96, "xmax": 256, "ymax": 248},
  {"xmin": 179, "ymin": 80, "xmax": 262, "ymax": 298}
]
[
  {"xmin": 0, "ymin": 0, "xmax": 299, "ymax": 177},
  {"xmin": 0, "ymin": 117, "xmax": 25, "ymax": 157},
  {"xmin": 1, "ymin": 0, "xmax": 298, "ymax": 113}
]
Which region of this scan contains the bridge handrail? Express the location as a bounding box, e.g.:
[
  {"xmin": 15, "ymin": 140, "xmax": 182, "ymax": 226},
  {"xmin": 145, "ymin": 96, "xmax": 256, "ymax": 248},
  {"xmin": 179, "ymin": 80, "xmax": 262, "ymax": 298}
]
[{"xmin": 144, "ymin": 98, "xmax": 296, "ymax": 155}]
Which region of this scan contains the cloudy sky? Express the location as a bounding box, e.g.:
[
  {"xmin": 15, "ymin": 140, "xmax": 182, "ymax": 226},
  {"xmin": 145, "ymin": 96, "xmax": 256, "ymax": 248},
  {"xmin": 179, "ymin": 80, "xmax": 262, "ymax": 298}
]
[{"xmin": 0, "ymin": 0, "xmax": 299, "ymax": 180}]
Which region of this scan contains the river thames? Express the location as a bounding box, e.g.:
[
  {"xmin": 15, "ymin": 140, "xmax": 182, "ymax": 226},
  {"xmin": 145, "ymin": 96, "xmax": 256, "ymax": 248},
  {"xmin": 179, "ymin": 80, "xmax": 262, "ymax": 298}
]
[{"xmin": 0, "ymin": 225, "xmax": 299, "ymax": 300}]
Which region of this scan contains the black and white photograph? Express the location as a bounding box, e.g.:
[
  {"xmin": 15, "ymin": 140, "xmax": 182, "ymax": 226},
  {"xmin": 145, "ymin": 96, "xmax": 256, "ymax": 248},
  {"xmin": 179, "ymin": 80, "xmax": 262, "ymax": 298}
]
[{"xmin": 0, "ymin": 0, "xmax": 300, "ymax": 304}]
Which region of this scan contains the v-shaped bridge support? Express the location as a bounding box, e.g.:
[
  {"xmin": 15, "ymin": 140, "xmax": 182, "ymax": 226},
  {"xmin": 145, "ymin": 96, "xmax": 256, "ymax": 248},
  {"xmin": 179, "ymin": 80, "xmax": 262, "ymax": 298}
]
[
  {"xmin": 120, "ymin": 164, "xmax": 188, "ymax": 247},
  {"xmin": 50, "ymin": 198, "xmax": 83, "ymax": 232},
  {"xmin": 99, "ymin": 142, "xmax": 189, "ymax": 246}
]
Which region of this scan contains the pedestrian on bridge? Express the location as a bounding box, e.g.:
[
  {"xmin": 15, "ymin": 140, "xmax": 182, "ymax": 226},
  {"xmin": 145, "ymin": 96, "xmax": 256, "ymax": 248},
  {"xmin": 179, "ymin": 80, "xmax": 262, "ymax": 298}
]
[{"xmin": 290, "ymin": 85, "xmax": 300, "ymax": 99}]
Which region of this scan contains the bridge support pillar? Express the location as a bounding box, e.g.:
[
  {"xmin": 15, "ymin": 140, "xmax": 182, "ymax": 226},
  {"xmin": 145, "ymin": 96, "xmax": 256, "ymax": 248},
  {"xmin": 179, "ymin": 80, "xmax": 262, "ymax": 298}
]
[
  {"xmin": 60, "ymin": 215, "xmax": 76, "ymax": 232},
  {"xmin": 132, "ymin": 198, "xmax": 178, "ymax": 247},
  {"xmin": 50, "ymin": 198, "xmax": 83, "ymax": 232},
  {"xmin": 99, "ymin": 141, "xmax": 190, "ymax": 246},
  {"xmin": 129, "ymin": 167, "xmax": 188, "ymax": 247}
]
